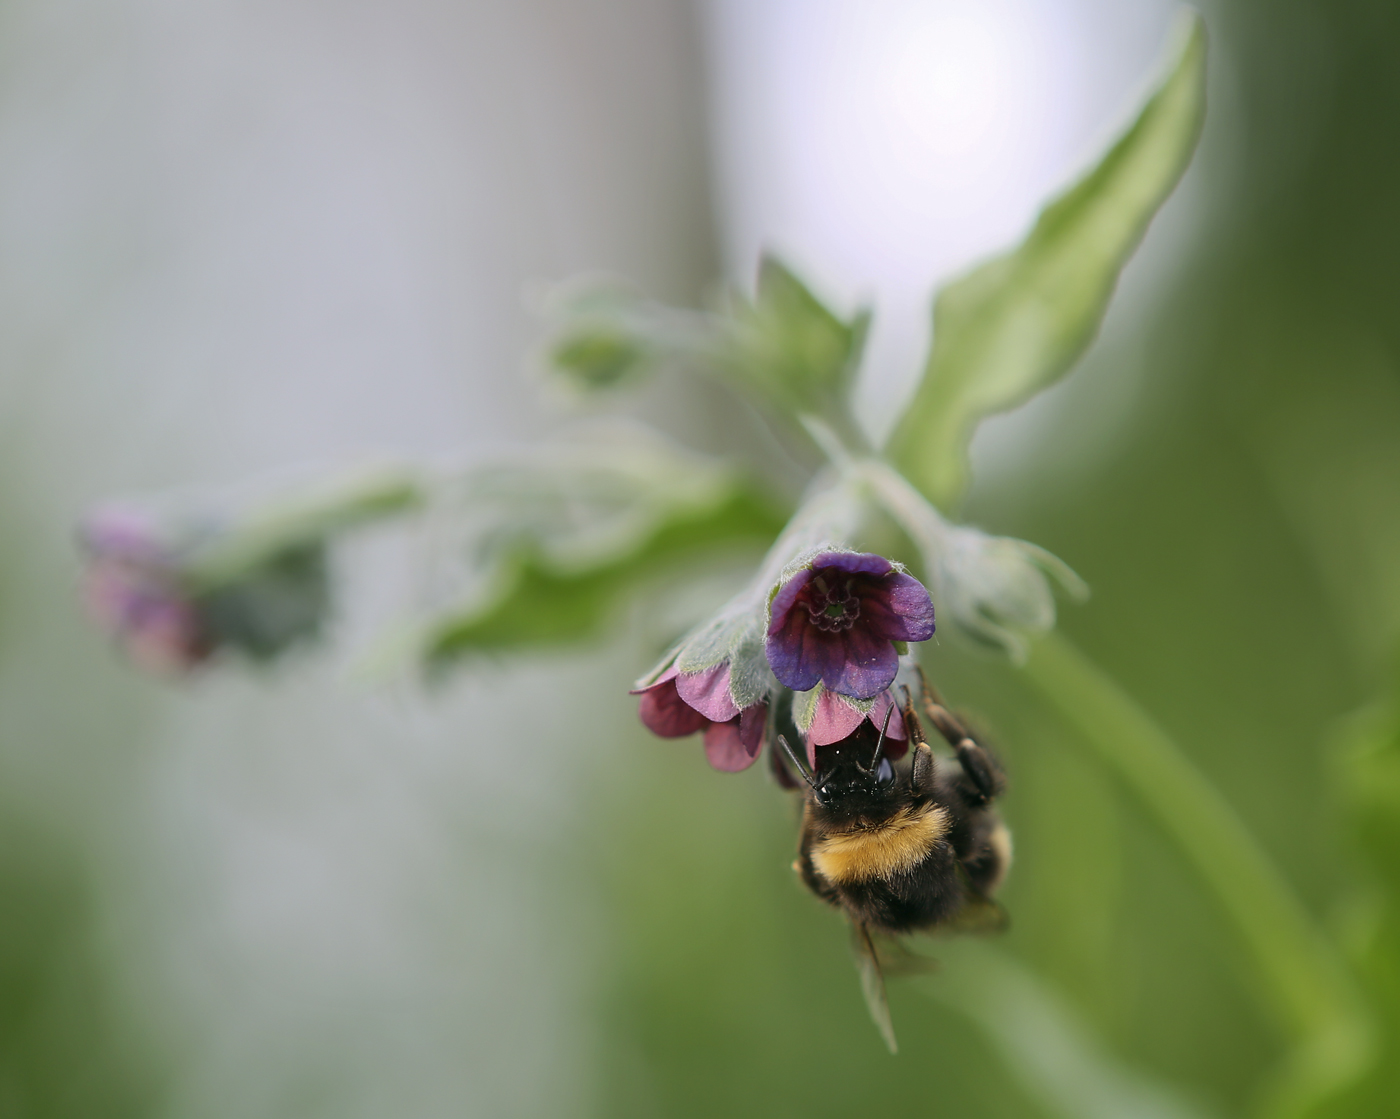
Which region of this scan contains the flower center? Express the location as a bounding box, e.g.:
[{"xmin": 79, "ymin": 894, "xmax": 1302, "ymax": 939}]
[{"xmin": 805, "ymin": 575, "xmax": 860, "ymax": 633}]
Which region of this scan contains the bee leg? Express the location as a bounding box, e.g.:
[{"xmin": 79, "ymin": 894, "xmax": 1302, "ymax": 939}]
[
  {"xmin": 899, "ymin": 685, "xmax": 938, "ymax": 794},
  {"xmin": 952, "ymin": 741, "xmax": 1005, "ymax": 805},
  {"xmin": 898, "ymin": 682, "xmax": 928, "ymax": 746},
  {"xmin": 909, "ymin": 742, "xmax": 936, "ymax": 794},
  {"xmin": 911, "ymin": 665, "xmax": 1005, "ymax": 805}
]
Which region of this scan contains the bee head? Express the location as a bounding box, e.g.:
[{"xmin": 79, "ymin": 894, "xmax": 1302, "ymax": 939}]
[
  {"xmin": 778, "ymin": 709, "xmax": 901, "ymax": 814},
  {"xmin": 810, "ymin": 733, "xmax": 898, "ymax": 810}
]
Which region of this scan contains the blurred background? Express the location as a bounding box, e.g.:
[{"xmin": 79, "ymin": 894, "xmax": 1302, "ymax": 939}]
[{"xmin": 0, "ymin": 0, "xmax": 1396, "ymax": 1116}]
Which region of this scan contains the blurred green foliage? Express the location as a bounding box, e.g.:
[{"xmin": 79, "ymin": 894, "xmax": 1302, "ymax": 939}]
[
  {"xmin": 1325, "ymin": 691, "xmax": 1400, "ymax": 1115},
  {"xmin": 551, "ymin": 330, "xmax": 651, "ymax": 391},
  {"xmin": 577, "ymin": 4, "xmax": 1400, "ymax": 1118},
  {"xmin": 719, "ymin": 256, "xmax": 872, "ymax": 447},
  {"xmin": 0, "ymin": 817, "xmax": 161, "ymax": 1118},
  {"xmin": 424, "ymin": 484, "xmax": 783, "ymax": 660}
]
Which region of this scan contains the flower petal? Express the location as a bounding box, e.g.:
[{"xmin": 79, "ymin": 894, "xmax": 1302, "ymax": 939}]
[
  {"xmin": 675, "ymin": 662, "xmax": 741, "ymax": 722},
  {"xmin": 636, "ymin": 676, "xmax": 707, "ymax": 738},
  {"xmin": 765, "ymin": 606, "xmax": 836, "ymax": 693},
  {"xmin": 630, "ymin": 664, "xmax": 679, "ymax": 692},
  {"xmin": 704, "ymin": 717, "xmax": 762, "ymax": 772},
  {"xmin": 868, "ymin": 689, "xmax": 907, "ymax": 739},
  {"xmin": 858, "ymin": 571, "xmax": 936, "ymax": 642},
  {"xmin": 869, "ymin": 689, "xmax": 912, "ymax": 761},
  {"xmin": 807, "ymin": 689, "xmax": 867, "ymax": 747},
  {"xmin": 767, "ymin": 566, "xmax": 815, "ymax": 628},
  {"xmin": 823, "ymin": 624, "xmax": 900, "ymax": 700},
  {"xmin": 738, "ymin": 703, "xmax": 767, "ymax": 750},
  {"xmin": 809, "ymin": 551, "xmax": 893, "ymax": 577}
]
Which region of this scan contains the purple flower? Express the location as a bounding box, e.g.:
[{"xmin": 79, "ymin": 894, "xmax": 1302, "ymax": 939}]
[
  {"xmin": 80, "ymin": 508, "xmax": 210, "ymax": 673},
  {"xmin": 633, "ymin": 663, "xmax": 767, "ymax": 773},
  {"xmin": 766, "ymin": 551, "xmax": 935, "ymax": 700}
]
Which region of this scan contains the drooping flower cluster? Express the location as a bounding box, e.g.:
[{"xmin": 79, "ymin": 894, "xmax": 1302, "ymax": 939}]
[
  {"xmin": 634, "ymin": 548, "xmax": 935, "ymax": 773},
  {"xmin": 79, "ymin": 504, "xmax": 333, "ymax": 672},
  {"xmin": 634, "ymin": 664, "xmax": 767, "ymax": 773}
]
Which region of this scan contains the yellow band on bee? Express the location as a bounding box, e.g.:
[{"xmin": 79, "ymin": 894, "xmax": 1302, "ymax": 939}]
[{"xmin": 811, "ymin": 805, "xmax": 949, "ymax": 884}]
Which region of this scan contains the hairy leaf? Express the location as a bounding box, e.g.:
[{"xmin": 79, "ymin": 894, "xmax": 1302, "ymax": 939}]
[
  {"xmin": 422, "ymin": 486, "xmax": 784, "ymax": 662},
  {"xmin": 886, "ymin": 15, "xmax": 1206, "ymax": 510},
  {"xmin": 184, "ymin": 469, "xmax": 424, "ymax": 589},
  {"xmin": 723, "ymin": 256, "xmax": 870, "ymax": 440}
]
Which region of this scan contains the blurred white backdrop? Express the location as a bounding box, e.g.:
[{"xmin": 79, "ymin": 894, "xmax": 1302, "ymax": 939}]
[{"xmin": 705, "ymin": 0, "xmax": 1179, "ymax": 446}]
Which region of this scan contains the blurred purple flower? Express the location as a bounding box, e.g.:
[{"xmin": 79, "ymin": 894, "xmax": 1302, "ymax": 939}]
[
  {"xmin": 80, "ymin": 508, "xmax": 209, "ymax": 673},
  {"xmin": 633, "ymin": 663, "xmax": 767, "ymax": 773},
  {"xmin": 766, "ymin": 551, "xmax": 935, "ymax": 700}
]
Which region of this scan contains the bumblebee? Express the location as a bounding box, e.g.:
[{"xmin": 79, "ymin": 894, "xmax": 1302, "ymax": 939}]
[{"xmin": 777, "ymin": 671, "xmax": 1011, "ymax": 1051}]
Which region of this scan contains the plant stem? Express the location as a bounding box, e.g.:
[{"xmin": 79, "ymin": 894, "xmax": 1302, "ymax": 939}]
[
  {"xmin": 1021, "ymin": 632, "xmax": 1372, "ymax": 1118},
  {"xmin": 184, "ymin": 467, "xmax": 424, "ymax": 588}
]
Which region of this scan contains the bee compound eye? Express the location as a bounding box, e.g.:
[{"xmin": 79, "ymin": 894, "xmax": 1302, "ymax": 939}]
[{"xmin": 875, "ymin": 758, "xmax": 894, "ymax": 786}]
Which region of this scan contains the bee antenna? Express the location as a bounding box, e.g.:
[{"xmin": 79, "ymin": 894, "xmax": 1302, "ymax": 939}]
[
  {"xmin": 777, "ymin": 734, "xmax": 818, "ymax": 791},
  {"xmin": 869, "ymin": 703, "xmax": 894, "ymax": 771}
]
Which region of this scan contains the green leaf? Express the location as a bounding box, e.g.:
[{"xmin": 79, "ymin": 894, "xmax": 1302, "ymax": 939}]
[
  {"xmin": 550, "ymin": 327, "xmax": 649, "ymax": 390},
  {"xmin": 1317, "ymin": 693, "xmax": 1400, "ymax": 1115},
  {"xmin": 886, "ymin": 14, "xmax": 1207, "ymax": 510},
  {"xmin": 196, "ymin": 541, "xmax": 330, "ymax": 662},
  {"xmin": 422, "ymin": 485, "xmax": 784, "ymax": 662},
  {"xmin": 184, "ymin": 468, "xmax": 424, "ymax": 589},
  {"xmin": 723, "ymin": 256, "xmax": 870, "ymax": 440},
  {"xmin": 541, "ymin": 280, "xmax": 662, "ymax": 392}
]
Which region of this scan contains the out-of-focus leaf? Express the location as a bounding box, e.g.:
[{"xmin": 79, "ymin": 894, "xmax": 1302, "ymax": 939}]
[
  {"xmin": 540, "ymin": 279, "xmax": 665, "ymax": 392},
  {"xmin": 1319, "ymin": 692, "xmax": 1400, "ymax": 1116},
  {"xmin": 422, "ymin": 484, "xmax": 784, "ymax": 662},
  {"xmin": 196, "ymin": 541, "xmax": 329, "ymax": 662},
  {"xmin": 930, "ymin": 945, "xmax": 1207, "ymax": 1119},
  {"xmin": 1024, "ymin": 633, "xmax": 1372, "ymax": 1119},
  {"xmin": 80, "ymin": 468, "xmax": 422, "ymax": 671},
  {"xmin": 886, "ymin": 14, "xmax": 1206, "ymax": 511},
  {"xmin": 721, "ymin": 256, "xmax": 870, "ymax": 433},
  {"xmin": 539, "ymin": 262, "xmax": 869, "ymax": 448},
  {"xmin": 551, "ymin": 328, "xmax": 649, "ymax": 390},
  {"xmin": 183, "ymin": 467, "xmax": 423, "ymax": 589}
]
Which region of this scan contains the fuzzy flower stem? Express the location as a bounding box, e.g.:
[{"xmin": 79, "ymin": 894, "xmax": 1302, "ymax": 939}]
[
  {"xmin": 854, "ymin": 456, "xmax": 957, "ymax": 557},
  {"xmin": 799, "ymin": 413, "xmax": 966, "ymax": 570},
  {"xmin": 746, "ymin": 466, "xmax": 868, "ymax": 600},
  {"xmin": 183, "ymin": 467, "xmax": 424, "ymax": 591},
  {"xmin": 1022, "ymin": 632, "xmax": 1372, "ymax": 1119}
]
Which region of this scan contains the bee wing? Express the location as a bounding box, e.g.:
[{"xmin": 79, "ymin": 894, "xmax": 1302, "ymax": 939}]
[
  {"xmin": 851, "ymin": 923, "xmax": 899, "ymax": 1054},
  {"xmin": 865, "ymin": 927, "xmax": 940, "ymax": 977},
  {"xmin": 941, "ymin": 888, "xmax": 1010, "ymax": 935}
]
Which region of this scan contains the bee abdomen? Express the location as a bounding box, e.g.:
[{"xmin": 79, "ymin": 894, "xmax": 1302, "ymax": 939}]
[{"xmin": 834, "ymin": 855, "xmax": 967, "ymax": 933}]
